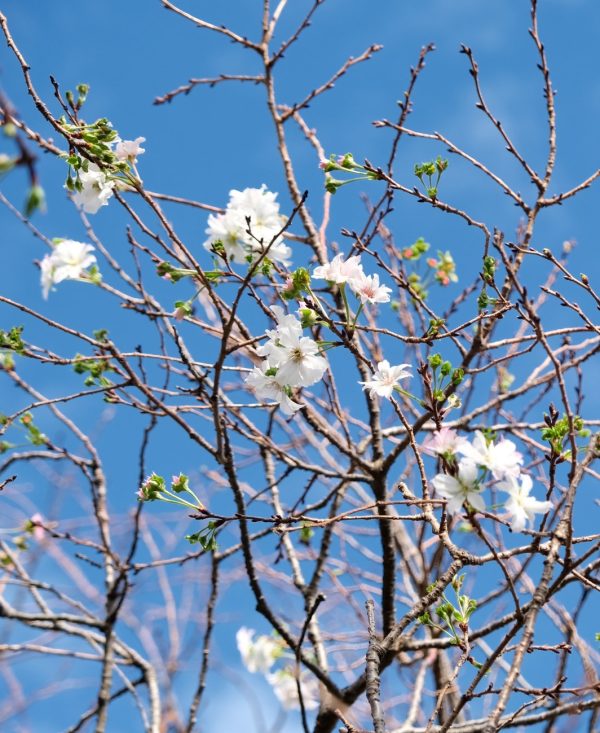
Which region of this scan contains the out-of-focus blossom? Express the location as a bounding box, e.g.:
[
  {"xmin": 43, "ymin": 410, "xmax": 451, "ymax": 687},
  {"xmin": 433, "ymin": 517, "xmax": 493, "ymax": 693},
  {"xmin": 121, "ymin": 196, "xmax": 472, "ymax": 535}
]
[
  {"xmin": 266, "ymin": 667, "xmax": 320, "ymax": 710},
  {"xmin": 422, "ymin": 428, "xmax": 469, "ymax": 458},
  {"xmin": 236, "ymin": 627, "xmax": 280, "ymax": 674},
  {"xmin": 115, "ymin": 136, "xmax": 146, "ymax": 163},
  {"xmin": 40, "ymin": 240, "xmax": 97, "ymax": 298}
]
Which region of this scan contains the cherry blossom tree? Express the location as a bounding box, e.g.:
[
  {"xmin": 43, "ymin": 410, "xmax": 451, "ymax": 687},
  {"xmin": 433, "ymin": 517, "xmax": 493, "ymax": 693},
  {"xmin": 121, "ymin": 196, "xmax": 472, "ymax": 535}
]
[{"xmin": 1, "ymin": 2, "xmax": 599, "ymax": 732}]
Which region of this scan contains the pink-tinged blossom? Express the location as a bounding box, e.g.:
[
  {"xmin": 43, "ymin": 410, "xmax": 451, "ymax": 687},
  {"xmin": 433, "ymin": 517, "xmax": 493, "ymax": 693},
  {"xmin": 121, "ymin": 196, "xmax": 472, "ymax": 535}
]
[
  {"xmin": 245, "ymin": 365, "xmax": 302, "ymax": 416},
  {"xmin": 351, "ymin": 272, "xmax": 392, "ymax": 305},
  {"xmin": 40, "ymin": 240, "xmax": 97, "ymax": 299},
  {"xmin": 236, "ymin": 627, "xmax": 280, "ymax": 674},
  {"xmin": 266, "ymin": 667, "xmax": 320, "ymax": 711},
  {"xmin": 499, "ymin": 474, "xmax": 552, "ymax": 532},
  {"xmin": 29, "ymin": 513, "xmax": 45, "ymax": 542},
  {"xmin": 458, "ymin": 430, "xmax": 523, "ymax": 479},
  {"xmin": 431, "ymin": 460, "xmax": 485, "ymax": 514},
  {"xmin": 313, "ymin": 253, "xmax": 364, "ymax": 285},
  {"xmin": 71, "ymin": 164, "xmax": 115, "ymax": 214},
  {"xmin": 137, "ymin": 473, "xmax": 164, "ymax": 502},
  {"xmin": 115, "ymin": 137, "xmax": 146, "ymax": 163},
  {"xmin": 422, "ymin": 428, "xmax": 469, "ymax": 458},
  {"xmin": 359, "ymin": 360, "xmax": 412, "ymax": 399}
]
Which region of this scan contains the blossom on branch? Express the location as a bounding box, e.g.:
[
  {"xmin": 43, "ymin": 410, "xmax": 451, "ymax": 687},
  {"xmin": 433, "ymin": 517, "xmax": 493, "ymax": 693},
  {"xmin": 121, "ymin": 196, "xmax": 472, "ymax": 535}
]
[
  {"xmin": 313, "ymin": 253, "xmax": 364, "ymax": 285},
  {"xmin": 422, "ymin": 427, "xmax": 469, "ymax": 458},
  {"xmin": 352, "ymin": 271, "xmax": 392, "ymax": 305},
  {"xmin": 70, "ymin": 164, "xmax": 115, "ymax": 214},
  {"xmin": 458, "ymin": 430, "xmax": 523, "ymax": 479},
  {"xmin": 257, "ymin": 310, "xmax": 327, "ymax": 388},
  {"xmin": 40, "ymin": 240, "xmax": 97, "ymax": 299},
  {"xmin": 266, "ymin": 667, "xmax": 320, "ymax": 711},
  {"xmin": 359, "ymin": 360, "xmax": 411, "ymax": 399},
  {"xmin": 236, "ymin": 627, "xmax": 280, "ymax": 674},
  {"xmin": 499, "ymin": 474, "xmax": 552, "ymax": 532},
  {"xmin": 245, "ymin": 365, "xmax": 302, "ymax": 415},
  {"xmin": 204, "ymin": 185, "xmax": 291, "ymax": 266},
  {"xmin": 431, "ymin": 460, "xmax": 485, "ymax": 514},
  {"xmin": 114, "ymin": 136, "xmax": 146, "ymax": 163}
]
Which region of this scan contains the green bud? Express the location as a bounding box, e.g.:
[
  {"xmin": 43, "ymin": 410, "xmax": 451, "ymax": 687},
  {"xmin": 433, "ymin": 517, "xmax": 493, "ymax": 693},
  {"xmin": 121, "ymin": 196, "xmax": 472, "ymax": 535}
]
[
  {"xmin": 325, "ymin": 174, "xmax": 342, "ymax": 194},
  {"xmin": 440, "ymin": 361, "xmax": 452, "ymax": 377},
  {"xmin": 299, "ymin": 307, "xmax": 319, "ymax": 328},
  {"xmin": 452, "ymin": 368, "xmax": 464, "ymax": 384},
  {"xmin": 171, "ymin": 473, "xmax": 190, "ymax": 494},
  {"xmin": 435, "ymin": 156, "xmax": 449, "ymax": 173},
  {"xmin": 428, "ymin": 353, "xmax": 443, "ymax": 369},
  {"xmin": 0, "ymin": 153, "xmax": 16, "ymax": 173},
  {"xmin": 24, "ymin": 185, "xmax": 46, "ymax": 218},
  {"xmin": 3, "ymin": 122, "xmax": 17, "ymax": 138}
]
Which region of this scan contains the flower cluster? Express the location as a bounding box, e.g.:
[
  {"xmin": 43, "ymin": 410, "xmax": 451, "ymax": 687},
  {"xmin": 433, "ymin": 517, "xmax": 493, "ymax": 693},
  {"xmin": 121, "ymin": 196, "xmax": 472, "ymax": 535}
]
[
  {"xmin": 427, "ymin": 429, "xmax": 552, "ymax": 532},
  {"xmin": 245, "ymin": 306, "xmax": 327, "ymax": 415},
  {"xmin": 313, "ymin": 253, "xmax": 391, "ymax": 305},
  {"xmin": 63, "ymin": 114, "xmax": 145, "ymax": 214},
  {"xmin": 426, "ymin": 250, "xmax": 458, "ymax": 286},
  {"xmin": 204, "ymin": 185, "xmax": 291, "ymax": 266},
  {"xmin": 40, "ymin": 239, "xmax": 99, "ymax": 298},
  {"xmin": 236, "ymin": 627, "xmax": 319, "ymax": 711}
]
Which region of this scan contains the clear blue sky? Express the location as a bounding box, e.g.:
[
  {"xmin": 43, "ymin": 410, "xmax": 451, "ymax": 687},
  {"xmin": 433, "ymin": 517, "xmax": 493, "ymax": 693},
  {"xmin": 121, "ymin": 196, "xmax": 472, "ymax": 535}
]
[{"xmin": 1, "ymin": 1, "xmax": 599, "ymax": 731}]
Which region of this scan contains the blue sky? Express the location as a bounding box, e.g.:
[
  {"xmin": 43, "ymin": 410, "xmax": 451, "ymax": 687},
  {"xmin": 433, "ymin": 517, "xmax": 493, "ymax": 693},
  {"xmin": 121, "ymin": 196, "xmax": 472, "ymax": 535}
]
[{"xmin": 1, "ymin": 1, "xmax": 599, "ymax": 731}]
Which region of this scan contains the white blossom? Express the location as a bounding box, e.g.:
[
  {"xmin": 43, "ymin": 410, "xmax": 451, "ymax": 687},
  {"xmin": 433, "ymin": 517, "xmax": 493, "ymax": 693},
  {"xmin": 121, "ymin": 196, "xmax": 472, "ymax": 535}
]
[
  {"xmin": 359, "ymin": 360, "xmax": 412, "ymax": 399},
  {"xmin": 71, "ymin": 164, "xmax": 115, "ymax": 214},
  {"xmin": 204, "ymin": 208, "xmax": 249, "ymax": 264},
  {"xmin": 40, "ymin": 240, "xmax": 97, "ymax": 299},
  {"xmin": 236, "ymin": 627, "xmax": 280, "ymax": 674},
  {"xmin": 431, "ymin": 460, "xmax": 485, "ymax": 514},
  {"xmin": 350, "ymin": 271, "xmax": 392, "ymax": 304},
  {"xmin": 257, "ymin": 310, "xmax": 327, "ymax": 388},
  {"xmin": 499, "ymin": 474, "xmax": 552, "ymax": 532},
  {"xmin": 422, "ymin": 428, "xmax": 469, "ymax": 458},
  {"xmin": 204, "ymin": 185, "xmax": 291, "ymax": 266},
  {"xmin": 245, "ymin": 365, "xmax": 302, "ymax": 416},
  {"xmin": 266, "ymin": 667, "xmax": 320, "ymax": 711},
  {"xmin": 114, "ymin": 136, "xmax": 146, "ymax": 163},
  {"xmin": 313, "ymin": 253, "xmax": 364, "ymax": 285},
  {"xmin": 458, "ymin": 430, "xmax": 523, "ymax": 480}
]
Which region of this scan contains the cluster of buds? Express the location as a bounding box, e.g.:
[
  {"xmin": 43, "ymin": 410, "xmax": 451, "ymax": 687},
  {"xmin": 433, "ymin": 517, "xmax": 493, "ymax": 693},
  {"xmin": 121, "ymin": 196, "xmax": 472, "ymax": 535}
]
[
  {"xmin": 541, "ymin": 405, "xmax": 590, "ymax": 462},
  {"xmin": 0, "ymin": 514, "xmax": 49, "ymax": 567},
  {"xmin": 137, "ymin": 473, "xmax": 216, "ymax": 548},
  {"xmin": 395, "ymin": 238, "xmax": 459, "ymax": 303},
  {"xmin": 281, "ymin": 267, "xmax": 311, "ymax": 302},
  {"xmin": 418, "ymin": 574, "xmax": 481, "ymax": 666},
  {"xmin": 414, "ymin": 155, "xmax": 449, "ymax": 200},
  {"xmin": 426, "ymin": 250, "xmax": 458, "ymax": 286},
  {"xmin": 478, "ymin": 256, "xmax": 498, "ymax": 311},
  {"xmin": 418, "ymin": 353, "xmax": 464, "ymax": 421},
  {"xmin": 320, "ymin": 152, "xmax": 382, "ymax": 194},
  {"xmin": 401, "ymin": 236, "xmax": 430, "ymax": 261},
  {"xmin": 73, "ymin": 353, "xmax": 114, "ymax": 387}
]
